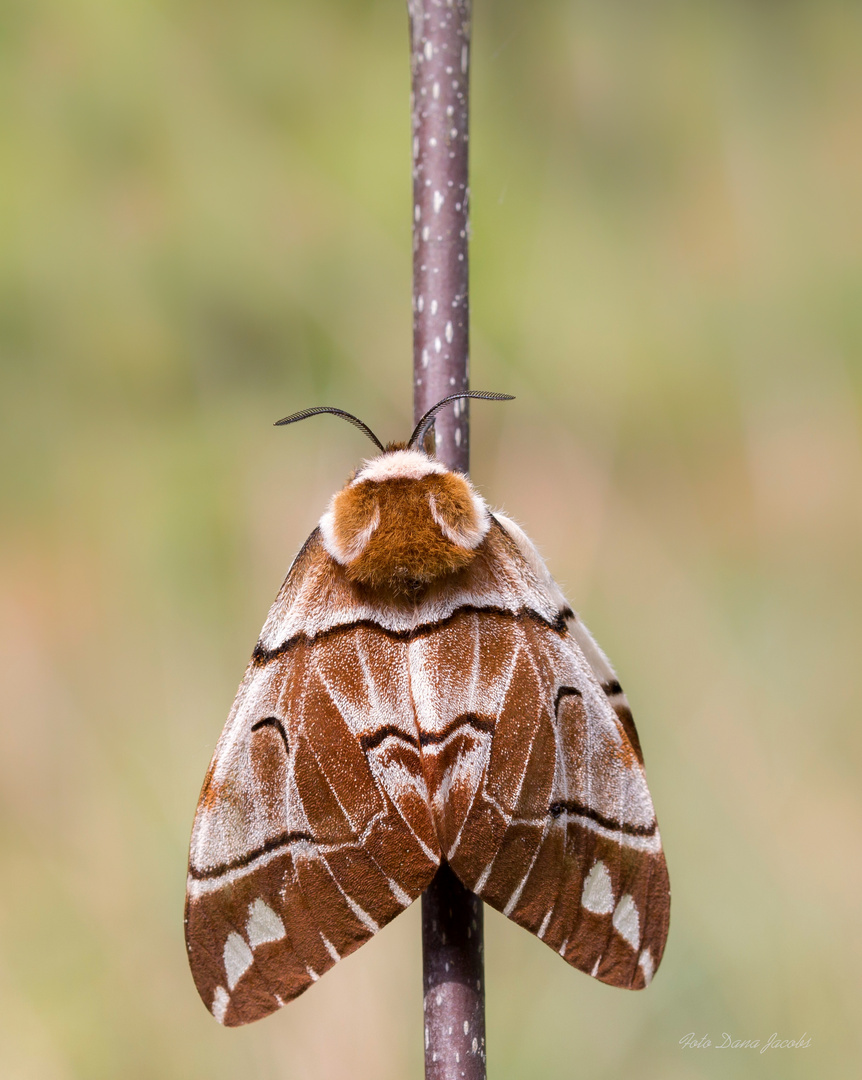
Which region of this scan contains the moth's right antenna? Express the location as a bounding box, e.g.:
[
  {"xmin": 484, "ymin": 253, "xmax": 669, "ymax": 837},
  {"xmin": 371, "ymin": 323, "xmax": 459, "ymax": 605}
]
[{"xmin": 408, "ymin": 391, "xmax": 514, "ymax": 451}]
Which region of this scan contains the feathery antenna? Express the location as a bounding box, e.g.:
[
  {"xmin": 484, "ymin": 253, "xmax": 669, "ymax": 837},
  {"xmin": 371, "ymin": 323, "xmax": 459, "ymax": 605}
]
[
  {"xmin": 408, "ymin": 392, "xmax": 514, "ymax": 452},
  {"xmin": 274, "ymin": 407, "xmax": 386, "ymax": 453}
]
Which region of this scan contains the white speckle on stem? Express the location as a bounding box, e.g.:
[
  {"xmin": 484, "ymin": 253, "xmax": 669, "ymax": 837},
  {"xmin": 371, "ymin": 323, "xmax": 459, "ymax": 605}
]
[
  {"xmin": 433, "ymin": 190, "xmax": 444, "ymax": 213},
  {"xmin": 422, "ymin": 348, "xmax": 429, "ymax": 368},
  {"xmin": 430, "ymin": 299, "xmax": 438, "ymax": 315},
  {"xmin": 414, "ymin": 204, "xmax": 421, "ymax": 222},
  {"xmin": 445, "ymin": 321, "xmax": 453, "ymax": 342},
  {"xmin": 429, "ymin": 136, "xmax": 437, "ymax": 147},
  {"xmin": 432, "ymin": 82, "xmax": 440, "ymax": 99},
  {"xmin": 424, "ymin": 41, "xmax": 433, "ymax": 60},
  {"xmin": 434, "ymin": 337, "xmax": 442, "ymax": 353},
  {"xmin": 461, "ymin": 44, "xmax": 469, "ymax": 73},
  {"xmin": 455, "ymin": 428, "xmax": 462, "ymax": 446},
  {"xmin": 446, "ymin": 105, "xmax": 454, "ymax": 117},
  {"xmin": 422, "ymin": 226, "xmax": 430, "ymax": 241},
  {"xmin": 417, "ymin": 294, "xmax": 424, "ymax": 312}
]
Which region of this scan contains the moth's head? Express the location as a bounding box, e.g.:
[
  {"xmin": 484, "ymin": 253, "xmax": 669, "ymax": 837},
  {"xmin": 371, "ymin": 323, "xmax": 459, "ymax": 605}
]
[{"xmin": 274, "ymin": 392, "xmax": 514, "ymax": 595}]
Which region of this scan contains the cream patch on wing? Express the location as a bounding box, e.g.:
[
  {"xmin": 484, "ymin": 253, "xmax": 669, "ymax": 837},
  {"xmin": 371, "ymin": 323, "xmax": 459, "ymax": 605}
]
[{"xmin": 246, "ymin": 899, "xmax": 286, "ymax": 947}]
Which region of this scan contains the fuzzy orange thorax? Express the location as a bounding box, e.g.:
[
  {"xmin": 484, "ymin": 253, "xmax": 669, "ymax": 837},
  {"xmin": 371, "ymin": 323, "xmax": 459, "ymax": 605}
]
[{"xmin": 320, "ymin": 462, "xmax": 489, "ymax": 593}]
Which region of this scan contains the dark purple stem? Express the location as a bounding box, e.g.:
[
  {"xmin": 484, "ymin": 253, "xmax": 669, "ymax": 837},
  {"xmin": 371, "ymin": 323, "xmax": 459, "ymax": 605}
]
[
  {"xmin": 410, "ymin": 0, "xmax": 471, "ymax": 473},
  {"xmin": 409, "ymin": 3, "xmax": 486, "ymax": 1079}
]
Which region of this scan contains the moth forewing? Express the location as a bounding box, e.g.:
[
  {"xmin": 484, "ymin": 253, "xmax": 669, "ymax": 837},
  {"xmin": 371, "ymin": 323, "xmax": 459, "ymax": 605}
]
[{"xmin": 186, "ymin": 440, "xmax": 669, "ymax": 1026}]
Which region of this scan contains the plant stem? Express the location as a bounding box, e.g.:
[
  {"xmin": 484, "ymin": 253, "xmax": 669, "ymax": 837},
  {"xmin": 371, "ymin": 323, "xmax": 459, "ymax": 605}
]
[
  {"xmin": 410, "ymin": 0, "xmax": 471, "ymax": 473},
  {"xmin": 408, "ymin": 3, "xmax": 486, "ymax": 1079}
]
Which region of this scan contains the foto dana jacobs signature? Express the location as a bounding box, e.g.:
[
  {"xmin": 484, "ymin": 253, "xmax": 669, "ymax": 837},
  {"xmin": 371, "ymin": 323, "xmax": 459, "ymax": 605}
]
[{"xmin": 680, "ymin": 1032, "xmax": 812, "ymax": 1054}]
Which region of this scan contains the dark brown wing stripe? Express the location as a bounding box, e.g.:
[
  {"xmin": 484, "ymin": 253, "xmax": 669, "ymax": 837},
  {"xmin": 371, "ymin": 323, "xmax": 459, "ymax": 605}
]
[
  {"xmin": 250, "ymin": 717, "xmax": 290, "ymax": 756},
  {"xmin": 358, "ymin": 726, "xmax": 421, "ymax": 752},
  {"xmin": 548, "ymin": 800, "xmax": 657, "ymax": 837},
  {"xmin": 599, "ymin": 680, "xmax": 644, "ymax": 765},
  {"xmin": 554, "ymin": 686, "xmax": 582, "ymax": 708},
  {"xmin": 251, "ymin": 605, "xmax": 571, "ymax": 666},
  {"xmin": 418, "ymin": 713, "xmax": 495, "ymax": 747},
  {"xmin": 189, "ymin": 830, "xmax": 319, "ymax": 880}
]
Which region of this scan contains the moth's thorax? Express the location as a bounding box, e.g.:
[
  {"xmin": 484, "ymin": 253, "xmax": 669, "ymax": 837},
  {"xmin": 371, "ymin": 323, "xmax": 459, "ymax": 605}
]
[{"xmin": 319, "ymin": 449, "xmax": 490, "ymax": 592}]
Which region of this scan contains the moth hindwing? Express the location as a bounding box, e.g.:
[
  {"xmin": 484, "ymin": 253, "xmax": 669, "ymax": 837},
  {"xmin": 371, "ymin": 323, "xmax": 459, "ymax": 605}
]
[{"xmin": 186, "ymin": 442, "xmax": 670, "ymax": 1026}]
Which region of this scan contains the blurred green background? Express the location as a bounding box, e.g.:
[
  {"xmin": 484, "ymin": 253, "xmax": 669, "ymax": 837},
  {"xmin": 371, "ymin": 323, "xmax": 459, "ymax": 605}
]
[{"xmin": 1, "ymin": 0, "xmax": 860, "ymax": 1076}]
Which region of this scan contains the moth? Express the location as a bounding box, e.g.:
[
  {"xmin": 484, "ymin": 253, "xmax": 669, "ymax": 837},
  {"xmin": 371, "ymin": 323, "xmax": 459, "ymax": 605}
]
[{"xmin": 185, "ymin": 392, "xmax": 670, "ymax": 1027}]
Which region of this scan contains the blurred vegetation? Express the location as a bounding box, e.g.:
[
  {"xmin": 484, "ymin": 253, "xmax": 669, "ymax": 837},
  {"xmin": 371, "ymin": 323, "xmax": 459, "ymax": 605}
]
[{"xmin": 1, "ymin": 0, "xmax": 861, "ymax": 1077}]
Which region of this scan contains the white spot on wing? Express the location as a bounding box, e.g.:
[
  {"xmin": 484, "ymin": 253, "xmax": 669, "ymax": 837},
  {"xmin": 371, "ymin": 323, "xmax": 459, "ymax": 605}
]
[
  {"xmin": 590, "ymin": 956, "xmax": 601, "ymax": 977},
  {"xmin": 638, "ymin": 948, "xmax": 654, "ymax": 985},
  {"xmin": 388, "ymin": 879, "xmax": 412, "ymax": 907},
  {"xmin": 473, "ymin": 860, "xmax": 494, "ymax": 895},
  {"xmin": 223, "ymin": 932, "xmax": 253, "ymax": 991},
  {"xmin": 581, "ymin": 860, "xmax": 614, "ymax": 914},
  {"xmin": 612, "ymin": 894, "xmax": 641, "ymax": 950},
  {"xmin": 246, "ymin": 898, "xmax": 286, "ymax": 948},
  {"xmin": 321, "ymin": 934, "xmax": 340, "ymax": 963},
  {"xmin": 538, "ymin": 909, "xmax": 553, "ymax": 939},
  {"xmin": 346, "ymin": 895, "xmax": 379, "ymax": 933},
  {"xmin": 306, "ymin": 965, "xmax": 319, "ymax": 981},
  {"xmin": 212, "ymin": 986, "xmax": 229, "ymax": 1024}
]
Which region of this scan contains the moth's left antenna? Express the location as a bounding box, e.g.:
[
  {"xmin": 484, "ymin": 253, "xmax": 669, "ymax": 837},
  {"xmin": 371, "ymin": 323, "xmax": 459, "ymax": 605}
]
[{"xmin": 274, "ymin": 407, "xmax": 386, "ymax": 453}]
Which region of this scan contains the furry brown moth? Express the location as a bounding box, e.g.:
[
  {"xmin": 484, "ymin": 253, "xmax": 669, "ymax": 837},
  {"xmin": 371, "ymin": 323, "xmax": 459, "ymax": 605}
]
[{"xmin": 185, "ymin": 392, "xmax": 670, "ymax": 1026}]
